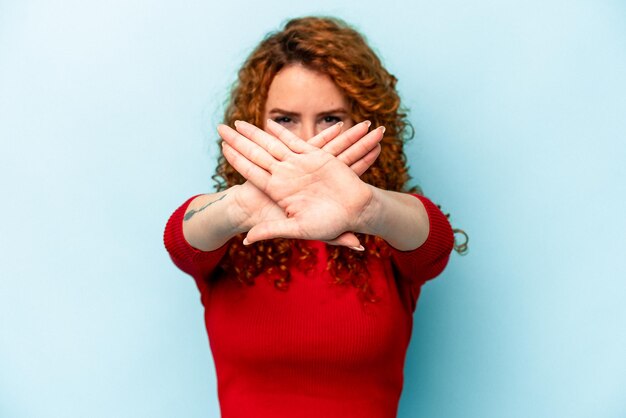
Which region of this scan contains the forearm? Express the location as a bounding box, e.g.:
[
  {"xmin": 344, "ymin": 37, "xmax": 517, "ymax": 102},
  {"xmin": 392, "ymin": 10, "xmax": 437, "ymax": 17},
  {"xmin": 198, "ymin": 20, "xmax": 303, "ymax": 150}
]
[
  {"xmin": 357, "ymin": 187, "xmax": 430, "ymax": 251},
  {"xmin": 182, "ymin": 186, "xmax": 246, "ymax": 251}
]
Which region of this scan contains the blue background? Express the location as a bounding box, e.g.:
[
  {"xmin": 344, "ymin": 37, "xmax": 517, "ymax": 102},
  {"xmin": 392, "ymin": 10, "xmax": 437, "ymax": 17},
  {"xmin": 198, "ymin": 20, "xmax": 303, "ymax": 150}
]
[{"xmin": 1, "ymin": 1, "xmax": 625, "ymax": 417}]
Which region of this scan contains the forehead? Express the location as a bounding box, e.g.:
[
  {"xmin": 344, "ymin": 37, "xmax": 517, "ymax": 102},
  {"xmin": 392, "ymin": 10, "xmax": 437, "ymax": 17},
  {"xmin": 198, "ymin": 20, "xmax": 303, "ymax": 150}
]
[{"xmin": 265, "ymin": 64, "xmax": 349, "ymax": 112}]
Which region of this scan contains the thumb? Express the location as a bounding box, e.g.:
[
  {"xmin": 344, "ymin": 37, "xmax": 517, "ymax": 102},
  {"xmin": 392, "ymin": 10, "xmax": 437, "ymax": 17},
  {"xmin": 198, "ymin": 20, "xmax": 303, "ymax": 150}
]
[
  {"xmin": 244, "ymin": 219, "xmax": 302, "ymax": 245},
  {"xmin": 323, "ymin": 232, "xmax": 364, "ymax": 251},
  {"xmin": 244, "ymin": 222, "xmax": 364, "ymax": 251}
]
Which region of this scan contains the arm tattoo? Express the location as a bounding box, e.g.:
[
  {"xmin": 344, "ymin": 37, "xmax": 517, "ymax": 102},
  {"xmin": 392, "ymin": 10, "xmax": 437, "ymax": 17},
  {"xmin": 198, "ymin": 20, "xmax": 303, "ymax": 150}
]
[{"xmin": 183, "ymin": 194, "xmax": 227, "ymax": 221}]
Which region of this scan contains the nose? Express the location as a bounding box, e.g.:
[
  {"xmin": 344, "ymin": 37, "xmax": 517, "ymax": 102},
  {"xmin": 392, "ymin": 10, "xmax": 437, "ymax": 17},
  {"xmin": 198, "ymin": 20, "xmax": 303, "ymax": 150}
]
[{"xmin": 298, "ymin": 122, "xmax": 316, "ymax": 142}]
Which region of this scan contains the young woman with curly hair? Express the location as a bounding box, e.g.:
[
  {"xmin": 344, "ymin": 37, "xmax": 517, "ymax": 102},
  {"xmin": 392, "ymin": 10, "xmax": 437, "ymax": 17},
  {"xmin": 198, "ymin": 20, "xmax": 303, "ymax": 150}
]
[{"xmin": 164, "ymin": 16, "xmax": 456, "ymax": 418}]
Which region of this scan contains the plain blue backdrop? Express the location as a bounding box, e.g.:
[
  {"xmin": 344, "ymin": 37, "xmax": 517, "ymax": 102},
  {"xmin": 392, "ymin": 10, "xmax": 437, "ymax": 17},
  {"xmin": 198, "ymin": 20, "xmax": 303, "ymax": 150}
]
[{"xmin": 1, "ymin": 1, "xmax": 625, "ymax": 417}]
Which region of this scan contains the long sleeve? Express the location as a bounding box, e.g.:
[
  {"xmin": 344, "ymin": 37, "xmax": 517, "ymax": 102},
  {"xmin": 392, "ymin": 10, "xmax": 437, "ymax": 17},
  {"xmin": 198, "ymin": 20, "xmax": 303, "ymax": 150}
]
[
  {"xmin": 163, "ymin": 196, "xmax": 230, "ymax": 282},
  {"xmin": 389, "ymin": 194, "xmax": 454, "ymax": 310}
]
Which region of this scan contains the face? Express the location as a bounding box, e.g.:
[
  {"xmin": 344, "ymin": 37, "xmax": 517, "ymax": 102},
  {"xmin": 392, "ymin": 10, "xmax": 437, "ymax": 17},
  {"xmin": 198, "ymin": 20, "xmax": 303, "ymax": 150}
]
[{"xmin": 262, "ymin": 63, "xmax": 354, "ymax": 140}]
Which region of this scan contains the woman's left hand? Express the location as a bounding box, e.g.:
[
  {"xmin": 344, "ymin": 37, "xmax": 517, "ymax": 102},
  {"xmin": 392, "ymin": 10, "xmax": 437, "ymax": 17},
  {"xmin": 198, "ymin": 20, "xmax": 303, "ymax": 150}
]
[{"xmin": 219, "ymin": 120, "xmax": 385, "ymax": 248}]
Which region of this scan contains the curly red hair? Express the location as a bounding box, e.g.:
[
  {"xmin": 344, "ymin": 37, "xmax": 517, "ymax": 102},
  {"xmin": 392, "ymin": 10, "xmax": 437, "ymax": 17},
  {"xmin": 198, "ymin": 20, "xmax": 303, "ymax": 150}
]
[{"xmin": 212, "ymin": 16, "xmax": 419, "ymax": 301}]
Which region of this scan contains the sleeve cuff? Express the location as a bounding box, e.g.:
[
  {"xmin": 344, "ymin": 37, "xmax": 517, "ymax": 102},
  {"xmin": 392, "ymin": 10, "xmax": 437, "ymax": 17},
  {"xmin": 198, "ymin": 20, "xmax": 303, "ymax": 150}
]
[
  {"xmin": 163, "ymin": 195, "xmax": 230, "ymax": 278},
  {"xmin": 389, "ymin": 194, "xmax": 454, "ymax": 283}
]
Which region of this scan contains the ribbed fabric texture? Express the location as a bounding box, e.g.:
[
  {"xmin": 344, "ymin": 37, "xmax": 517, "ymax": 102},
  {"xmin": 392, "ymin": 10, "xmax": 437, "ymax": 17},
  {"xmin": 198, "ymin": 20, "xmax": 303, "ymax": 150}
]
[{"xmin": 163, "ymin": 194, "xmax": 454, "ymax": 418}]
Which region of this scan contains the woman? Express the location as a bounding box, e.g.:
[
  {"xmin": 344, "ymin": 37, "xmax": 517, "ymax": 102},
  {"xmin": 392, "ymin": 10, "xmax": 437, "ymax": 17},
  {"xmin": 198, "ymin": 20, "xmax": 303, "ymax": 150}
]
[{"xmin": 164, "ymin": 16, "xmax": 456, "ymax": 418}]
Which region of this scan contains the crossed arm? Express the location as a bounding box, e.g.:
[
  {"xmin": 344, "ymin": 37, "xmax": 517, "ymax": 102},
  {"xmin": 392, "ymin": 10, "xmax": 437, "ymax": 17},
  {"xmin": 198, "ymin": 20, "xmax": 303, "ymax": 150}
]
[{"xmin": 182, "ymin": 120, "xmax": 429, "ymax": 252}]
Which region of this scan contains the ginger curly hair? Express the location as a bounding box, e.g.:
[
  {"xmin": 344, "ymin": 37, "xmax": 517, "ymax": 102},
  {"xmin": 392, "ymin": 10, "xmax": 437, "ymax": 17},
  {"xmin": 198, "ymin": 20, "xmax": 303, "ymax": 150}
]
[{"xmin": 212, "ymin": 16, "xmax": 418, "ymax": 301}]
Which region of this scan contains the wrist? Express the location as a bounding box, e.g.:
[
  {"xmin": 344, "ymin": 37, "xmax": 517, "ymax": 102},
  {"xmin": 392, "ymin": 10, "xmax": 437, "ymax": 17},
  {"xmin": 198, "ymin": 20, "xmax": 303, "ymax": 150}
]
[
  {"xmin": 226, "ymin": 185, "xmax": 251, "ymax": 234},
  {"xmin": 354, "ymin": 184, "xmax": 383, "ymax": 236},
  {"xmin": 353, "ymin": 188, "xmax": 429, "ymax": 251}
]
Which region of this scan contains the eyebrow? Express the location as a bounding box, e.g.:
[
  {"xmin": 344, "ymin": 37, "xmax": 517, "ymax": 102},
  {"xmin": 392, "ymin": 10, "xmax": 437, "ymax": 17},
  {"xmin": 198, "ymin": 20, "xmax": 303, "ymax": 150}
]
[{"xmin": 267, "ymin": 107, "xmax": 349, "ymax": 116}]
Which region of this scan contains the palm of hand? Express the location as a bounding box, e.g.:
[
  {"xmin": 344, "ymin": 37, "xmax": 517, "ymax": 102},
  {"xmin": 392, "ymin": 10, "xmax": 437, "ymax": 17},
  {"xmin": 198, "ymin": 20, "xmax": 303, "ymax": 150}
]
[
  {"xmin": 263, "ymin": 149, "xmax": 371, "ymax": 241},
  {"xmin": 233, "ymin": 181, "xmax": 285, "ymax": 229}
]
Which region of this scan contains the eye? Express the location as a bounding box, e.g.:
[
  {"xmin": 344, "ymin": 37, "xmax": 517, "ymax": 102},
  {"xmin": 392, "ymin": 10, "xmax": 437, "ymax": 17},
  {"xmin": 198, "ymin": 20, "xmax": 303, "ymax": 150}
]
[
  {"xmin": 321, "ymin": 115, "xmax": 342, "ymax": 124},
  {"xmin": 273, "ymin": 116, "xmax": 293, "ymax": 125}
]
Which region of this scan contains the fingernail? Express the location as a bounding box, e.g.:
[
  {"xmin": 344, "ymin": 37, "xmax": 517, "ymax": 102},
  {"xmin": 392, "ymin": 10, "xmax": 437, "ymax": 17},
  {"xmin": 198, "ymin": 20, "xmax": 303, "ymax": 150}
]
[
  {"xmin": 243, "ymin": 237, "xmax": 251, "ymax": 245},
  {"xmin": 348, "ymin": 245, "xmax": 365, "ymax": 251},
  {"xmin": 335, "ymin": 121, "xmax": 344, "ymax": 128},
  {"xmin": 234, "ymin": 120, "xmax": 241, "ymax": 128},
  {"xmin": 363, "ymin": 120, "xmax": 371, "ymax": 128},
  {"xmin": 378, "ymin": 126, "xmax": 386, "ymax": 134}
]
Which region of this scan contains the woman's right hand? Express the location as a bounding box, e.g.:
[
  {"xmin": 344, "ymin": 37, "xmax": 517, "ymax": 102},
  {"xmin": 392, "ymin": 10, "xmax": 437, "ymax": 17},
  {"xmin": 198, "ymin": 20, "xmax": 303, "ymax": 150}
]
[{"xmin": 227, "ymin": 181, "xmax": 284, "ymax": 234}]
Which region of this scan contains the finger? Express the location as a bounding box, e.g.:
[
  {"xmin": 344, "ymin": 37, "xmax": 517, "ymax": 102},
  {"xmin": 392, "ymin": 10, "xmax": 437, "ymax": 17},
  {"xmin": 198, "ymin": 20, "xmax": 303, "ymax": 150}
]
[
  {"xmin": 233, "ymin": 120, "xmax": 292, "ymax": 161},
  {"xmin": 218, "ymin": 124, "xmax": 277, "ymax": 171},
  {"xmin": 350, "ymin": 144, "xmax": 381, "ymax": 176},
  {"xmin": 321, "ymin": 120, "xmax": 371, "ymax": 156},
  {"xmin": 265, "ymin": 119, "xmax": 317, "ymax": 154},
  {"xmin": 222, "ymin": 142, "xmax": 270, "ymax": 191},
  {"xmin": 337, "ymin": 125, "xmax": 385, "ymax": 167},
  {"xmin": 307, "ymin": 122, "xmax": 344, "ymax": 149}
]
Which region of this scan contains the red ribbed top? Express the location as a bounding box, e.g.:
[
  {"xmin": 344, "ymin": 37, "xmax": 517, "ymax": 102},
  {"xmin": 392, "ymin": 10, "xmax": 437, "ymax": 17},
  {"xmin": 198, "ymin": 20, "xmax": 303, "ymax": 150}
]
[{"xmin": 164, "ymin": 194, "xmax": 453, "ymax": 418}]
